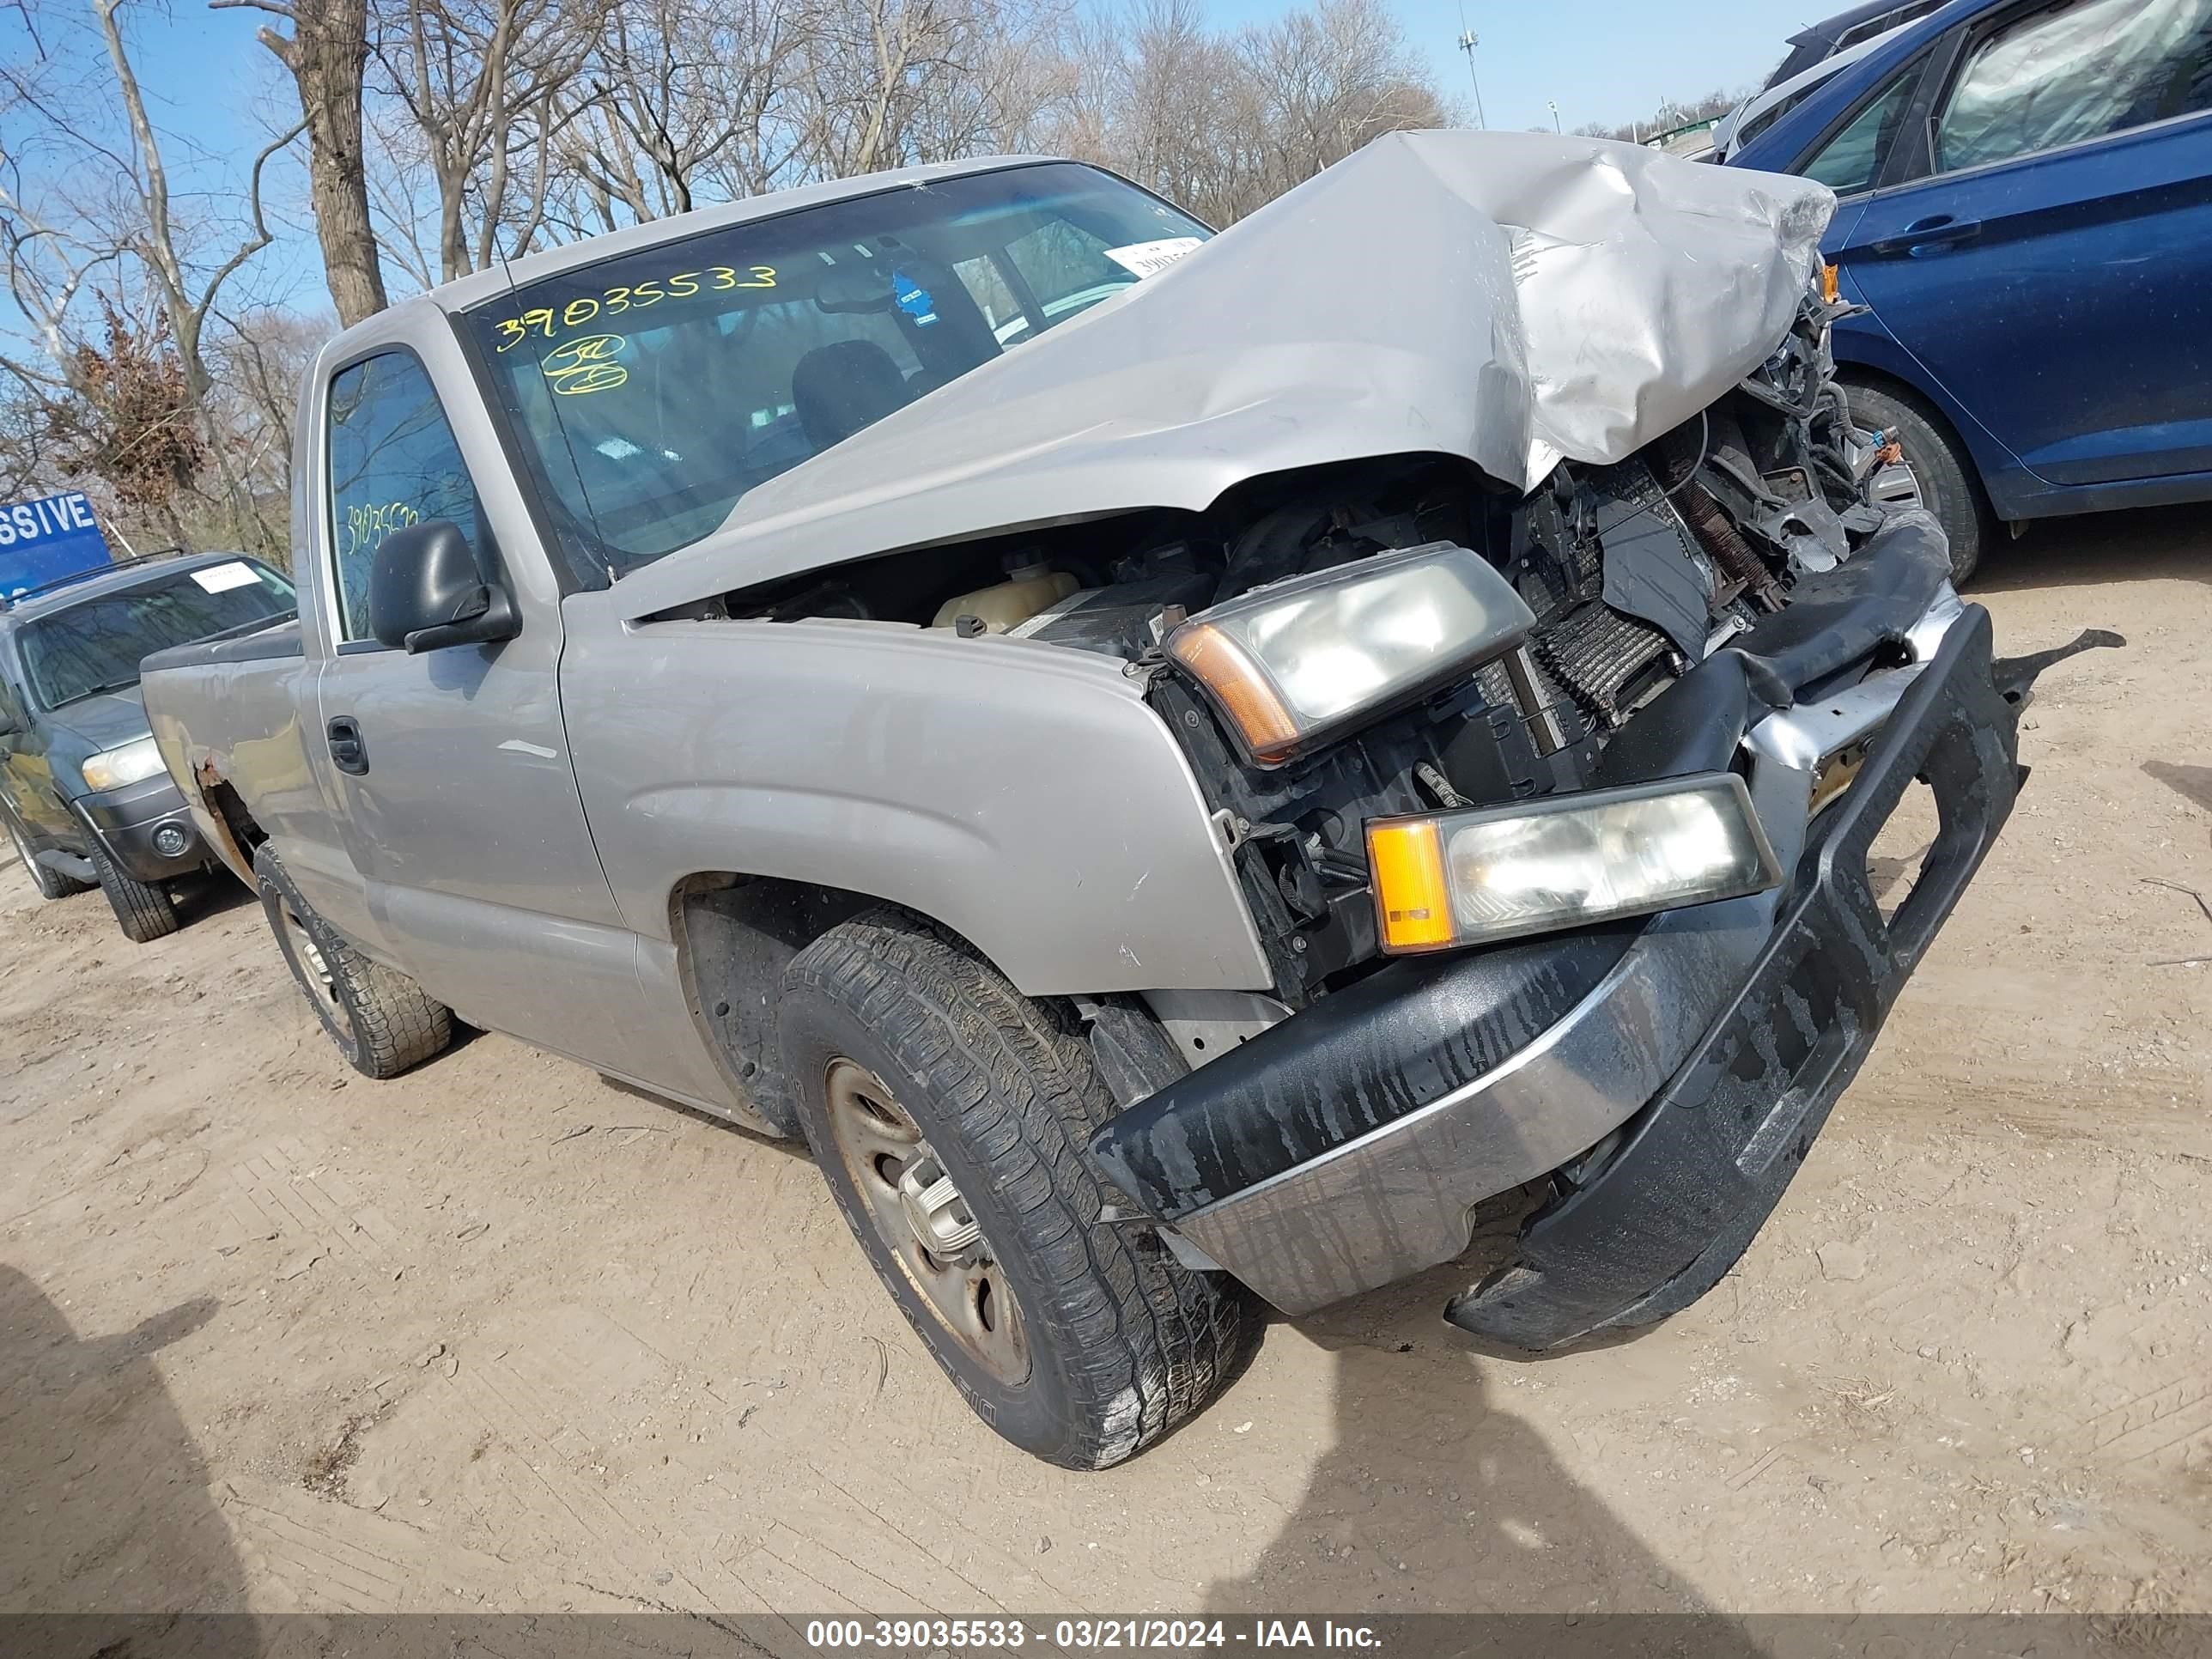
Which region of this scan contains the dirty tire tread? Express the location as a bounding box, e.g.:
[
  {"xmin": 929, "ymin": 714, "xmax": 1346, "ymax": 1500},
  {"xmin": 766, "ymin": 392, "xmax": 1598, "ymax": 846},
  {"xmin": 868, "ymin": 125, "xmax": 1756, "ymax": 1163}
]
[
  {"xmin": 1844, "ymin": 379, "xmax": 1991, "ymax": 586},
  {"xmin": 88, "ymin": 839, "xmax": 179, "ymax": 943},
  {"xmin": 782, "ymin": 909, "xmax": 1258, "ymax": 1469},
  {"xmin": 6, "ymin": 817, "xmax": 85, "ymax": 900},
  {"xmin": 253, "ymin": 845, "xmax": 452, "ymax": 1079}
]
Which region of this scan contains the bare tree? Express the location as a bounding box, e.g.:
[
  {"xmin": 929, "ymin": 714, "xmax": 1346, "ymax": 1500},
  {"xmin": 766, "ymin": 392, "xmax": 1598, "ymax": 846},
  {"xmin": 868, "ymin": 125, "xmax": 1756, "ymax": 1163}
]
[
  {"xmin": 1042, "ymin": 0, "xmax": 1452, "ymax": 225},
  {"xmin": 372, "ymin": 0, "xmax": 604, "ymax": 281},
  {"xmin": 90, "ymin": 0, "xmax": 305, "ymax": 405},
  {"xmin": 0, "ymin": 32, "xmax": 131, "ymax": 394},
  {"xmin": 1236, "ymin": 0, "xmax": 1452, "ymax": 212},
  {"xmin": 0, "ymin": 373, "xmax": 58, "ymax": 501},
  {"xmin": 794, "ymin": 0, "xmax": 1066, "ymax": 179},
  {"xmin": 0, "ymin": 0, "xmax": 305, "ymax": 550},
  {"xmin": 551, "ymin": 0, "xmax": 804, "ymax": 227},
  {"xmin": 210, "ymin": 0, "xmax": 390, "ymax": 325},
  {"xmin": 88, "ymin": 0, "xmax": 302, "ymax": 548},
  {"xmin": 1091, "ymin": 0, "xmax": 1260, "ymax": 224},
  {"xmin": 361, "ymin": 99, "xmax": 444, "ymax": 289}
]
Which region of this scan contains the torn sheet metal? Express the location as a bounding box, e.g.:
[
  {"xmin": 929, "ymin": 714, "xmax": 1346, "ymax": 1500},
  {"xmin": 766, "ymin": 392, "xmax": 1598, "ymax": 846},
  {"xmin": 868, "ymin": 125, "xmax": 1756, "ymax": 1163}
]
[
  {"xmin": 617, "ymin": 131, "xmax": 1833, "ymax": 618},
  {"xmin": 1467, "ymin": 131, "xmax": 1835, "ymax": 485},
  {"xmin": 1591, "ymin": 471, "xmax": 1716, "ymax": 661}
]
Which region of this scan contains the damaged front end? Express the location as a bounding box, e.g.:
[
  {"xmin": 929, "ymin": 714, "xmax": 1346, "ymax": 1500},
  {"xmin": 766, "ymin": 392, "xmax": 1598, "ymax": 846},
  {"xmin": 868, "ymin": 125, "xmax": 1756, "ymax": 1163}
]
[
  {"xmin": 1081, "ymin": 288, "xmax": 2114, "ymax": 1348},
  {"xmin": 606, "ymin": 131, "xmax": 2111, "ymax": 1347}
]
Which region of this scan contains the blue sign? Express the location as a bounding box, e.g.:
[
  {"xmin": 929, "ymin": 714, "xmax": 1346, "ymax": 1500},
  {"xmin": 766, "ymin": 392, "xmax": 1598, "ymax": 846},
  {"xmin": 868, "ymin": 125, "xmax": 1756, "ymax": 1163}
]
[{"xmin": 0, "ymin": 491, "xmax": 112, "ymax": 600}]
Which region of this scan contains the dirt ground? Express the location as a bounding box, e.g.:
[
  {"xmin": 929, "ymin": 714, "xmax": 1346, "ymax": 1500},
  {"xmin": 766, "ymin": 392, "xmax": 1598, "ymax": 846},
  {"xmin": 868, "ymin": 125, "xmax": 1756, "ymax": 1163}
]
[{"xmin": 3, "ymin": 507, "xmax": 2208, "ymax": 1626}]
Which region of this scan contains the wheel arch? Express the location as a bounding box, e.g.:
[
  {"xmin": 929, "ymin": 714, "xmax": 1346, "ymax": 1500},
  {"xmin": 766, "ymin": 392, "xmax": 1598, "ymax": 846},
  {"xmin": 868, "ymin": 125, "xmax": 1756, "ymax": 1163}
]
[
  {"xmin": 669, "ymin": 872, "xmax": 1000, "ymax": 1138},
  {"xmin": 1827, "ymin": 349, "xmax": 2026, "ymax": 519}
]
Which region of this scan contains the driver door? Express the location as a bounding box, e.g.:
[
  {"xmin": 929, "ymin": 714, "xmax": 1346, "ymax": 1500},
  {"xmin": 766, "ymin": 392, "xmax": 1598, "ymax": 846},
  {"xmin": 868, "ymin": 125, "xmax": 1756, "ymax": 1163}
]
[{"xmin": 307, "ymin": 337, "xmax": 654, "ymax": 1077}]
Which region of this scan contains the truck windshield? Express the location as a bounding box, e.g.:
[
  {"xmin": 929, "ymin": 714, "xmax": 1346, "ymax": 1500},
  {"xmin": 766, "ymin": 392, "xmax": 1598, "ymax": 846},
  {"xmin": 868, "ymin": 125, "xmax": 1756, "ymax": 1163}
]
[
  {"xmin": 21, "ymin": 561, "xmax": 296, "ymax": 708},
  {"xmin": 466, "ymin": 162, "xmax": 1210, "ymax": 577}
]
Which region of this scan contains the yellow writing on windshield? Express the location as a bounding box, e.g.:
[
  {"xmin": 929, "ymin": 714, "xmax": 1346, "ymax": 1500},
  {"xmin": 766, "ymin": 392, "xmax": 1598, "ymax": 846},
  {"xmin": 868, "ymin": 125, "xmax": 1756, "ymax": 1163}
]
[
  {"xmin": 492, "ymin": 265, "xmax": 777, "ymax": 352},
  {"xmin": 544, "ymin": 333, "xmax": 629, "ymax": 396}
]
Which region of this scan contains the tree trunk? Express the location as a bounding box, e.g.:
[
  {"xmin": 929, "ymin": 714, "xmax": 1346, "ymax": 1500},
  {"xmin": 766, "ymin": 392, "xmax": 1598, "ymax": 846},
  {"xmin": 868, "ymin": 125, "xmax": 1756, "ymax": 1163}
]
[{"xmin": 263, "ymin": 0, "xmax": 387, "ymax": 325}]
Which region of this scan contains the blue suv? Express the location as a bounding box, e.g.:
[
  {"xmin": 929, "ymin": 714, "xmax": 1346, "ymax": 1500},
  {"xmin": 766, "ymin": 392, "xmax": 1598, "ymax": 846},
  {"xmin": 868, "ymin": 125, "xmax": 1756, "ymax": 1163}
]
[{"xmin": 1730, "ymin": 0, "xmax": 2212, "ymax": 580}]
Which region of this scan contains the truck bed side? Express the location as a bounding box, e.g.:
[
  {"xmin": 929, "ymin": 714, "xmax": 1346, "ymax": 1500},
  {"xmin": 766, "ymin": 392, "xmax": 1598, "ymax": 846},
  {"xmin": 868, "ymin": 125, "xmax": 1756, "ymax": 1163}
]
[{"xmin": 142, "ymin": 620, "xmax": 319, "ymax": 888}]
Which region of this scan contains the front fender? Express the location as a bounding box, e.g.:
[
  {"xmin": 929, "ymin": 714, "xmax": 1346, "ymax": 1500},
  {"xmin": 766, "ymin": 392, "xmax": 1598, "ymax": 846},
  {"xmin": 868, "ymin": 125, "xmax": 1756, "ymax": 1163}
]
[{"xmin": 558, "ymin": 597, "xmax": 1273, "ymax": 997}]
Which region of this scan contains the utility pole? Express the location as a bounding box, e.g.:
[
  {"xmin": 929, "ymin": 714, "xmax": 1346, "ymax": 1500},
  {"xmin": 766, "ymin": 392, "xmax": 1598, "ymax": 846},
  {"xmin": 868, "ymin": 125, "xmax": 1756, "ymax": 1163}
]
[
  {"xmin": 1547, "ymin": 100, "xmax": 1561, "ymax": 133},
  {"xmin": 1455, "ymin": 3, "xmax": 1487, "ymax": 130}
]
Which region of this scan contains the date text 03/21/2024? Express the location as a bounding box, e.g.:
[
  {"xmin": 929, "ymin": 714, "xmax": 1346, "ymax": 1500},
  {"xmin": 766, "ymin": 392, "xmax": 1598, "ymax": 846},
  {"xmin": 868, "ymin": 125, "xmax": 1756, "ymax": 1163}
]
[{"xmin": 804, "ymin": 1620, "xmax": 1384, "ymax": 1650}]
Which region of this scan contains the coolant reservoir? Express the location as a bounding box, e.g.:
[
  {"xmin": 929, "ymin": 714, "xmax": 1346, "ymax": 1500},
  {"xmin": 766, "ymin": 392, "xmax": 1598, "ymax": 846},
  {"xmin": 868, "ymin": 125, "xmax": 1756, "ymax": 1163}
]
[{"xmin": 930, "ymin": 557, "xmax": 1079, "ymax": 633}]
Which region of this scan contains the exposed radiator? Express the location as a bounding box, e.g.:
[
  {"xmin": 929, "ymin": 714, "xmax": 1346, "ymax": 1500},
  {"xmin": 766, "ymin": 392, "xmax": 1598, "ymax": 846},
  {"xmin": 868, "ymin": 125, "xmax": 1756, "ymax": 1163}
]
[{"xmin": 1532, "ymin": 599, "xmax": 1674, "ymax": 727}]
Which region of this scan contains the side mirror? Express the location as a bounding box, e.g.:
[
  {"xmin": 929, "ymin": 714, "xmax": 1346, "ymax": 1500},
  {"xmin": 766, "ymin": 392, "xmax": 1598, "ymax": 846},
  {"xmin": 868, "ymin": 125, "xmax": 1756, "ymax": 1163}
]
[{"xmin": 368, "ymin": 520, "xmax": 518, "ymax": 654}]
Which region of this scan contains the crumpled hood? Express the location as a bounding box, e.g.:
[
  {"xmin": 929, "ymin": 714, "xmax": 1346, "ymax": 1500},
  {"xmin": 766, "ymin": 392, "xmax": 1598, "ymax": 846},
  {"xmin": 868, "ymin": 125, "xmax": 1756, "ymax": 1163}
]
[{"xmin": 615, "ymin": 130, "xmax": 1833, "ymax": 619}]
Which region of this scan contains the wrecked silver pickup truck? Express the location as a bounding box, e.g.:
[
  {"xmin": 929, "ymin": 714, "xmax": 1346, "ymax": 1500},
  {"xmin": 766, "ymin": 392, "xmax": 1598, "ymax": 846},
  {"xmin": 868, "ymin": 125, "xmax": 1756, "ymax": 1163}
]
[{"xmin": 140, "ymin": 131, "xmax": 2095, "ymax": 1468}]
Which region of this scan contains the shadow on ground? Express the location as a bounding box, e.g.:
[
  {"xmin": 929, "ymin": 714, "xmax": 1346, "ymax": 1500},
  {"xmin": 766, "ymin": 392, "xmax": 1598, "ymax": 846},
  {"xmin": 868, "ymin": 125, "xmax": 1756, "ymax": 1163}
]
[
  {"xmin": 1969, "ymin": 503, "xmax": 2209, "ymax": 596},
  {"xmin": 1200, "ymin": 1339, "xmax": 1765, "ymax": 1648},
  {"xmin": 0, "ymin": 1265, "xmax": 250, "ymax": 1645},
  {"xmin": 170, "ymin": 871, "xmax": 259, "ymax": 930},
  {"xmin": 1199, "ymin": 1210, "xmax": 1760, "ymax": 1648},
  {"xmin": 2142, "ymin": 761, "xmax": 2212, "ymax": 818}
]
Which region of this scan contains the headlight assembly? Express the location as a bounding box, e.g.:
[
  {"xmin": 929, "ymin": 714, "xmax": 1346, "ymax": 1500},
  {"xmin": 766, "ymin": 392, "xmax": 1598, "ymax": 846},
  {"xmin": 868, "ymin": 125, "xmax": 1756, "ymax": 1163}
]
[
  {"xmin": 80, "ymin": 736, "xmax": 167, "ymax": 793},
  {"xmin": 1164, "ymin": 542, "xmax": 1534, "ymax": 767},
  {"xmin": 1366, "ymin": 773, "xmax": 1783, "ymax": 954}
]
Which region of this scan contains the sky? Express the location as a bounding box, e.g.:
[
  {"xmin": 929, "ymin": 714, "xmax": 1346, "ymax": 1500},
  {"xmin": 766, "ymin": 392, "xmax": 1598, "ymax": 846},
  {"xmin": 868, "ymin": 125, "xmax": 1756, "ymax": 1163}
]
[
  {"xmin": 0, "ymin": 0, "xmax": 1825, "ymax": 321},
  {"xmin": 1220, "ymin": 0, "xmax": 1813, "ymax": 133}
]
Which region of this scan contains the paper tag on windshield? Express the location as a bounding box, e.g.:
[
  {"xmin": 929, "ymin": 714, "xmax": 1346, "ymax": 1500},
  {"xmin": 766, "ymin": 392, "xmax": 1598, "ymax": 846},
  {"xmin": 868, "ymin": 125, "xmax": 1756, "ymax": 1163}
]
[
  {"xmin": 190, "ymin": 561, "xmax": 260, "ymax": 593},
  {"xmin": 1103, "ymin": 237, "xmax": 1202, "ymax": 279}
]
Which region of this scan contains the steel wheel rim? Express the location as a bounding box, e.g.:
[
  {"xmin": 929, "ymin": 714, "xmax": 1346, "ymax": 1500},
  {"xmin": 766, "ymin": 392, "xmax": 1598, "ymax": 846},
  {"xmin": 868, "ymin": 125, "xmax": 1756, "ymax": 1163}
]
[
  {"xmin": 281, "ymin": 904, "xmax": 339, "ymax": 1015},
  {"xmin": 823, "ymin": 1057, "xmax": 1030, "ymax": 1386}
]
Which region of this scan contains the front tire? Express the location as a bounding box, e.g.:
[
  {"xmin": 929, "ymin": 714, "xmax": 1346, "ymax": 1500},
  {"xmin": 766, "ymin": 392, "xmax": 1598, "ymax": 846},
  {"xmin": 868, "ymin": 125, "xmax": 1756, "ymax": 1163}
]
[
  {"xmin": 254, "ymin": 845, "xmax": 452, "ymax": 1079},
  {"xmin": 779, "ymin": 910, "xmax": 1258, "ymax": 1468},
  {"xmin": 88, "ymin": 839, "xmax": 179, "ymax": 943},
  {"xmin": 1844, "ymin": 380, "xmax": 1993, "ymax": 586},
  {"xmin": 6, "ymin": 817, "xmax": 88, "ymax": 901}
]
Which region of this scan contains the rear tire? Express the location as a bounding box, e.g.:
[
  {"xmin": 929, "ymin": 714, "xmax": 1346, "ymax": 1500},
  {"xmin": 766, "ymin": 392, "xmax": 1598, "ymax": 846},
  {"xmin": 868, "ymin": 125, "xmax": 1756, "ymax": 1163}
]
[
  {"xmin": 254, "ymin": 844, "xmax": 452, "ymax": 1079},
  {"xmin": 1844, "ymin": 380, "xmax": 1994, "ymax": 586},
  {"xmin": 779, "ymin": 909, "xmax": 1259, "ymax": 1468},
  {"xmin": 88, "ymin": 839, "xmax": 179, "ymax": 942},
  {"xmin": 6, "ymin": 817, "xmax": 87, "ymax": 901}
]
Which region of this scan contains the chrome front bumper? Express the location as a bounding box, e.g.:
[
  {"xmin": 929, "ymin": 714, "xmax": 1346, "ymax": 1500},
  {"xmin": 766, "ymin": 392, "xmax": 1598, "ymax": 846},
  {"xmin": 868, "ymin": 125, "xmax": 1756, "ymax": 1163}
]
[{"xmin": 1119, "ymin": 581, "xmax": 1972, "ymax": 1317}]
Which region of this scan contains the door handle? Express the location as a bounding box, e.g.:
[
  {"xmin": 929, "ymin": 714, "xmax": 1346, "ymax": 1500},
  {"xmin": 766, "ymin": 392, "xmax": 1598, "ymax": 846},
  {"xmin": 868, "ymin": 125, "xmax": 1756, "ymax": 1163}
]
[
  {"xmin": 326, "ymin": 715, "xmax": 368, "ymax": 775},
  {"xmin": 1869, "ymin": 214, "xmax": 1983, "ymax": 256}
]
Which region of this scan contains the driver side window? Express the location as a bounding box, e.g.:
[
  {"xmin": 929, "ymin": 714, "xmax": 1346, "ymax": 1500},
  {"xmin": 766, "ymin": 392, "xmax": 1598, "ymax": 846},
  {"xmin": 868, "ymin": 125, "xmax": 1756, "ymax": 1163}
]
[{"xmin": 325, "ymin": 352, "xmax": 482, "ymax": 643}]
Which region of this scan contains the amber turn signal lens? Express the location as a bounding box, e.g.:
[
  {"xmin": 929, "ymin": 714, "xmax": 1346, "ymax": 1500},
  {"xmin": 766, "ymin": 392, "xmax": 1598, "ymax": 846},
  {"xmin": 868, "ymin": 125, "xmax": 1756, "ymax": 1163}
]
[
  {"xmin": 1820, "ymin": 262, "xmax": 1841, "ymax": 305},
  {"xmin": 1365, "ymin": 817, "xmax": 1455, "ymax": 953},
  {"xmin": 1164, "ymin": 622, "xmax": 1301, "ymax": 763}
]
